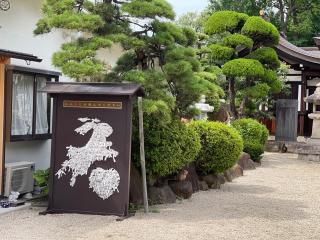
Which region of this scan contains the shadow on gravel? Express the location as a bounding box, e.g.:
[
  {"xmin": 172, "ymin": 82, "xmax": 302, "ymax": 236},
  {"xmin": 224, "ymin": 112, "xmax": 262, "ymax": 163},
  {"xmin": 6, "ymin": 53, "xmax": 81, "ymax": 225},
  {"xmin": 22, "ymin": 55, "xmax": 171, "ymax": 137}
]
[
  {"xmin": 259, "ymin": 153, "xmax": 300, "ymax": 169},
  {"xmin": 152, "ymin": 191, "xmax": 309, "ymax": 222},
  {"xmin": 221, "ymin": 184, "xmax": 275, "ymax": 195}
]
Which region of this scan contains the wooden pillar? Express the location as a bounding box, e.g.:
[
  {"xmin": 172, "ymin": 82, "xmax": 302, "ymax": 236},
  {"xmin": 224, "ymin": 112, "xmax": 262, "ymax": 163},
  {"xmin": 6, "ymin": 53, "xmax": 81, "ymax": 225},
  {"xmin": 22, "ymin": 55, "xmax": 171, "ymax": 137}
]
[
  {"xmin": 0, "ymin": 56, "xmax": 10, "ymax": 195},
  {"xmin": 299, "ymin": 72, "xmax": 307, "ymax": 136}
]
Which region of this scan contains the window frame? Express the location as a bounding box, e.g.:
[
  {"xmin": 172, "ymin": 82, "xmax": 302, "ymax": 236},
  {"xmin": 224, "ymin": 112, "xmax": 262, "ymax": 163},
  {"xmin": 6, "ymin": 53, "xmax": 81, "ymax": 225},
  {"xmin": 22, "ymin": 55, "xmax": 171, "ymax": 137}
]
[{"xmin": 5, "ymin": 65, "xmax": 60, "ymax": 142}]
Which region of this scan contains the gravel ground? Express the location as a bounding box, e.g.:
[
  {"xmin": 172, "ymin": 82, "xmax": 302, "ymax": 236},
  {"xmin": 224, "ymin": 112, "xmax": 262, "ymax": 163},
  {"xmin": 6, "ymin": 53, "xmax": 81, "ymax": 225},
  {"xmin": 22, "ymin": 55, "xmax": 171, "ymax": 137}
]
[{"xmin": 1, "ymin": 152, "xmax": 320, "ymax": 240}]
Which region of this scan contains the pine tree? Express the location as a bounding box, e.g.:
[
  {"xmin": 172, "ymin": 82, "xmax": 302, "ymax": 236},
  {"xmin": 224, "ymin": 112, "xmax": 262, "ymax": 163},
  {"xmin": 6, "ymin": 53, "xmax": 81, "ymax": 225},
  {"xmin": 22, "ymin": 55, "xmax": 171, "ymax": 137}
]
[
  {"xmin": 203, "ymin": 11, "xmax": 283, "ymax": 118},
  {"xmin": 35, "ymin": 0, "xmax": 223, "ymax": 121}
]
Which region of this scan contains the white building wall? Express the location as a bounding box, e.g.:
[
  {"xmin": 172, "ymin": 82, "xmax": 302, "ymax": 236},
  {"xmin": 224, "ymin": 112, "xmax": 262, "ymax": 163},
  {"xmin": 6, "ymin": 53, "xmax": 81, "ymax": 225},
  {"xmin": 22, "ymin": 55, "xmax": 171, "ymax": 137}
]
[
  {"xmin": 0, "ymin": 0, "xmax": 123, "ymax": 170},
  {"xmin": 0, "ymin": 0, "xmax": 68, "ymax": 79},
  {"xmin": 0, "ymin": 0, "xmax": 66, "ymax": 170}
]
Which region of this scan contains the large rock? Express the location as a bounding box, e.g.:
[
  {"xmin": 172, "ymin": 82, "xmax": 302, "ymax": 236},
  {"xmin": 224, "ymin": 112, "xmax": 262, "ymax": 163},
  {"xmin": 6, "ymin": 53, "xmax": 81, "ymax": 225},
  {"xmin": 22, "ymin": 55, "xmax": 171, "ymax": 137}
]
[
  {"xmin": 169, "ymin": 180, "xmax": 193, "ymax": 199},
  {"xmin": 129, "ymin": 164, "xmax": 143, "ymax": 205},
  {"xmin": 224, "ymin": 164, "xmax": 244, "ymax": 181},
  {"xmin": 238, "ymin": 152, "xmax": 256, "ymax": 170},
  {"xmin": 148, "ymin": 185, "xmax": 176, "ymax": 204},
  {"xmin": 184, "ymin": 165, "xmax": 200, "ymax": 193},
  {"xmin": 230, "ymin": 164, "xmax": 243, "ymax": 179},
  {"xmin": 217, "ymin": 173, "xmax": 226, "ymax": 184},
  {"xmin": 202, "ymin": 174, "xmax": 221, "ymax": 189},
  {"xmin": 198, "ymin": 181, "xmax": 209, "ymax": 191},
  {"xmin": 223, "ymin": 170, "xmax": 233, "ymax": 182}
]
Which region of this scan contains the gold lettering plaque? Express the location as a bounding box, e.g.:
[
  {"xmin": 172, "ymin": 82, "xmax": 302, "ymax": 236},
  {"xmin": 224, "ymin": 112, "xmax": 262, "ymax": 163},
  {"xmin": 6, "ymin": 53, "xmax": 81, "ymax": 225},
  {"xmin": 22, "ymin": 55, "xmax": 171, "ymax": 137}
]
[{"xmin": 63, "ymin": 100, "xmax": 122, "ymax": 109}]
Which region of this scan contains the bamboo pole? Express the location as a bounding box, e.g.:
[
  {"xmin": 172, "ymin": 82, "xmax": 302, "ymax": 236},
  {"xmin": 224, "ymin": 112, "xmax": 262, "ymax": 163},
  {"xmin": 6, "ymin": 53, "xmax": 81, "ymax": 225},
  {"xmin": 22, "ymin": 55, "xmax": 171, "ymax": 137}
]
[{"xmin": 138, "ymin": 97, "xmax": 149, "ymax": 213}]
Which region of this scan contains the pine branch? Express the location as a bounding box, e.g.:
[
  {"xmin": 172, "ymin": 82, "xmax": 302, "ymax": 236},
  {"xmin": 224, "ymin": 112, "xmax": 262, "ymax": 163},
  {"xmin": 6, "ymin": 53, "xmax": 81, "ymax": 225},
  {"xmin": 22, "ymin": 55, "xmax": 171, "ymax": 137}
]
[
  {"xmin": 112, "ymin": 0, "xmax": 128, "ymax": 4},
  {"xmin": 115, "ymin": 15, "xmax": 153, "ymax": 35}
]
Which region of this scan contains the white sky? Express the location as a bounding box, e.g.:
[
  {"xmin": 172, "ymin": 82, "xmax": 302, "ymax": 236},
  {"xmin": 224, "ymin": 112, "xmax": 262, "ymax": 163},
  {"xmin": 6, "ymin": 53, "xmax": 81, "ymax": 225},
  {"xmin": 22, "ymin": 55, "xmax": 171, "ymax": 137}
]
[{"xmin": 167, "ymin": 0, "xmax": 209, "ymax": 17}]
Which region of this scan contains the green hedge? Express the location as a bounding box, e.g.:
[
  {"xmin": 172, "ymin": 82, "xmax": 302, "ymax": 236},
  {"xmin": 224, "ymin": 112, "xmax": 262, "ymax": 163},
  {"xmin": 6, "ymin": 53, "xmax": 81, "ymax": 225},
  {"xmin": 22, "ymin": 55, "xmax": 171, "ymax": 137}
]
[
  {"xmin": 135, "ymin": 119, "xmax": 201, "ymax": 179},
  {"xmin": 232, "ymin": 118, "xmax": 269, "ymax": 161},
  {"xmin": 189, "ymin": 121, "xmax": 243, "ymax": 174}
]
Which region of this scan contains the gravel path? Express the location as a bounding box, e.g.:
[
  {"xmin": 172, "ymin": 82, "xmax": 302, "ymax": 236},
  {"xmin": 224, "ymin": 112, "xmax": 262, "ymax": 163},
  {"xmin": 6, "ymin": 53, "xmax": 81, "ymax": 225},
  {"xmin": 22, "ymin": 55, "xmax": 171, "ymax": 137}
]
[{"xmin": 1, "ymin": 152, "xmax": 320, "ymax": 240}]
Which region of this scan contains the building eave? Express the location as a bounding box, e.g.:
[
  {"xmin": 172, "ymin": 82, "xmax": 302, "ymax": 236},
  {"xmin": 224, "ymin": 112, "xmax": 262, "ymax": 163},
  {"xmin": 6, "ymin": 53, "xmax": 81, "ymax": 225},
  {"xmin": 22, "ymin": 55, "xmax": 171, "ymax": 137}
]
[
  {"xmin": 0, "ymin": 49, "xmax": 42, "ymax": 62},
  {"xmin": 275, "ymin": 37, "xmax": 320, "ymax": 71}
]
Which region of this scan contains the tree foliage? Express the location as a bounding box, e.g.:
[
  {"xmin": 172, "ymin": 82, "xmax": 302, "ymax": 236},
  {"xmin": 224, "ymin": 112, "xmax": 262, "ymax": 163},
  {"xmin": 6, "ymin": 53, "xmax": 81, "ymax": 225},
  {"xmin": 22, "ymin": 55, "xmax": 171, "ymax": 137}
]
[
  {"xmin": 241, "ymin": 16, "xmax": 279, "ymax": 46},
  {"xmin": 205, "ymin": 11, "xmax": 249, "ymax": 34},
  {"xmin": 36, "ymin": 0, "xmax": 223, "ymax": 121},
  {"xmin": 203, "ymin": 10, "xmax": 283, "ymax": 118},
  {"xmin": 222, "ymin": 59, "xmax": 265, "ymax": 78},
  {"xmin": 177, "ymin": 10, "xmax": 284, "ymax": 118},
  {"xmin": 208, "ymin": 0, "xmax": 320, "ymax": 47}
]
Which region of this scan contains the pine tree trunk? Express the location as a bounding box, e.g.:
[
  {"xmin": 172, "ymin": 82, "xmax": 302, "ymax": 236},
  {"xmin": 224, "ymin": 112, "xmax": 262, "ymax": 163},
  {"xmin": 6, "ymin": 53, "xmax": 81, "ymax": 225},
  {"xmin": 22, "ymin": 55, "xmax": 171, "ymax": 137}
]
[
  {"xmin": 238, "ymin": 96, "xmax": 248, "ymax": 118},
  {"xmin": 229, "ymin": 77, "xmax": 238, "ymax": 119}
]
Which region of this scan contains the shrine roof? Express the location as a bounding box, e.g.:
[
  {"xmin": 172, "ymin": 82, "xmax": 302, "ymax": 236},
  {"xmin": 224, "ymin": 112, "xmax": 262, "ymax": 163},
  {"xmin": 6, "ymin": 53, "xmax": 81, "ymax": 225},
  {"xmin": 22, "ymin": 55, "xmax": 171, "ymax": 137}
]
[{"xmin": 276, "ymin": 37, "xmax": 320, "ymax": 70}]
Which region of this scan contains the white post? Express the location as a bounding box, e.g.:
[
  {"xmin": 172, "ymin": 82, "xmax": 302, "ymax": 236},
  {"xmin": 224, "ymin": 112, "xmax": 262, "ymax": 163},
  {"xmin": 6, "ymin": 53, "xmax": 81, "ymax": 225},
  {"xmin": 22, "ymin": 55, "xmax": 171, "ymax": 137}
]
[{"xmin": 138, "ymin": 97, "xmax": 149, "ymax": 213}]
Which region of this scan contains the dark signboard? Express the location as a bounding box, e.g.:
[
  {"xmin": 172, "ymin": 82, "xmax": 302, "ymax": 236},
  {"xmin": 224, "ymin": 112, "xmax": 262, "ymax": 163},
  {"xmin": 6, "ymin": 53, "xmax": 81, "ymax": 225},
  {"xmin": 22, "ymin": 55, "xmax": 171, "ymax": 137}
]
[{"xmin": 41, "ymin": 83, "xmax": 143, "ymax": 216}]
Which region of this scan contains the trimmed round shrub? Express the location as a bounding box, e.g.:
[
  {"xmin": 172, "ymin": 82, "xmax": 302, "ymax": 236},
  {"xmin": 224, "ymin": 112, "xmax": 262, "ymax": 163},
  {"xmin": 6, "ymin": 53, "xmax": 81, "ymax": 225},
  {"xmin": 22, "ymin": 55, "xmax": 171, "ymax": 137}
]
[
  {"xmin": 232, "ymin": 118, "xmax": 269, "ymax": 161},
  {"xmin": 135, "ymin": 119, "xmax": 201, "ymax": 179},
  {"xmin": 189, "ymin": 121, "xmax": 243, "ymax": 174},
  {"xmin": 244, "ymin": 142, "xmax": 264, "ymax": 161}
]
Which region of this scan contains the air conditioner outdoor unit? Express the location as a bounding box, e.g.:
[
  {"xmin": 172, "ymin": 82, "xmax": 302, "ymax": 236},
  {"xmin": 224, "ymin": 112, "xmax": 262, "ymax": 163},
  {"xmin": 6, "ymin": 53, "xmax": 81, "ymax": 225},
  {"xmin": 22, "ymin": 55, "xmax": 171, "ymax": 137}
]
[{"xmin": 4, "ymin": 162, "xmax": 35, "ymax": 197}]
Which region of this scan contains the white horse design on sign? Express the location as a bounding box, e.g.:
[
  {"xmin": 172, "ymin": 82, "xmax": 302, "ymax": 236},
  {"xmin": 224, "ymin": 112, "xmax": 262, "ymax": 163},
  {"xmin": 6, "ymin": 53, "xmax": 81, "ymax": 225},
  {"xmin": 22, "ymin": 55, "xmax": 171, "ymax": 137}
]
[{"xmin": 55, "ymin": 118, "xmax": 120, "ymax": 199}]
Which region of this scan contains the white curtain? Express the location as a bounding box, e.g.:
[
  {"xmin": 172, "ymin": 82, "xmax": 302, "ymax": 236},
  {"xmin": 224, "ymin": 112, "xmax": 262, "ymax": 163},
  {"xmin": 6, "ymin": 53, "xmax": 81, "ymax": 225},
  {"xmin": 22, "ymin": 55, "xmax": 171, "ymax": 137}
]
[
  {"xmin": 36, "ymin": 77, "xmax": 49, "ymax": 134},
  {"xmin": 11, "ymin": 73, "xmax": 34, "ymax": 136}
]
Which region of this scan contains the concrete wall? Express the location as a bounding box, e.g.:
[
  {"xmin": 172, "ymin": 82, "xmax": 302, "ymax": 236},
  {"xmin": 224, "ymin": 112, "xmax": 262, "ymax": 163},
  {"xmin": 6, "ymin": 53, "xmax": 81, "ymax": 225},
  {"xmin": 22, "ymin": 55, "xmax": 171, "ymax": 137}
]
[{"xmin": 0, "ymin": 0, "xmax": 123, "ymax": 170}]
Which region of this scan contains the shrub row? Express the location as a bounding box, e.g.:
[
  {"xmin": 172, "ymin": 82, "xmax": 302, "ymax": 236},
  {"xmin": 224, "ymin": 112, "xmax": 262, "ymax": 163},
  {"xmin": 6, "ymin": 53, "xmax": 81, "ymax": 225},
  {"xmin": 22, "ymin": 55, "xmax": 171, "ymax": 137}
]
[{"xmin": 133, "ymin": 119, "xmax": 244, "ymax": 180}]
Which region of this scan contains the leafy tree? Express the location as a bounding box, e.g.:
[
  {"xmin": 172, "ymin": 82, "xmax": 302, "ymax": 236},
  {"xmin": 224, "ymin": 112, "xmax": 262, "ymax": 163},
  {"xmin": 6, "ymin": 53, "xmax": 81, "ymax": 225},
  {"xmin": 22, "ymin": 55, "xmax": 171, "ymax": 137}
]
[
  {"xmin": 176, "ymin": 12, "xmax": 227, "ymax": 112},
  {"xmin": 208, "ymin": 0, "xmax": 320, "ymax": 47},
  {"xmin": 203, "ymin": 11, "xmax": 283, "ymax": 118},
  {"xmin": 176, "ymin": 11, "xmax": 209, "ymax": 33},
  {"xmin": 35, "ymin": 0, "xmax": 223, "ymax": 121}
]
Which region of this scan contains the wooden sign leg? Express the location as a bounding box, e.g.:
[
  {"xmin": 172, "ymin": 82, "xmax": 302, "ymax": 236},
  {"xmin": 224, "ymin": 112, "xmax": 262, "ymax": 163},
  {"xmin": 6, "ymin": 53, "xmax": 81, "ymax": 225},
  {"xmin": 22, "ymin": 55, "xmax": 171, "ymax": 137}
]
[{"xmin": 138, "ymin": 97, "xmax": 149, "ymax": 213}]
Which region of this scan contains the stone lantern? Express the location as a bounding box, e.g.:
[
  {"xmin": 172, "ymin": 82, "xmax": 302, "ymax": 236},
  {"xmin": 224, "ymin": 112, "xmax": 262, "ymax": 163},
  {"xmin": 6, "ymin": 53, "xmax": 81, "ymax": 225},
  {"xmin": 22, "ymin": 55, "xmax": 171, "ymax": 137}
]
[
  {"xmin": 305, "ymin": 83, "xmax": 320, "ymax": 141},
  {"xmin": 194, "ymin": 95, "xmax": 214, "ymax": 120},
  {"xmin": 298, "ymin": 83, "xmax": 320, "ymax": 161}
]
